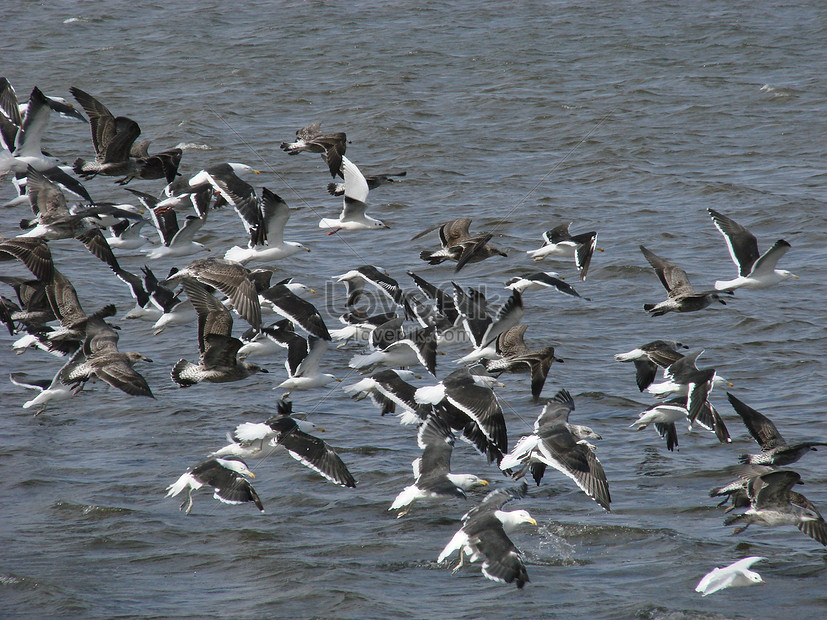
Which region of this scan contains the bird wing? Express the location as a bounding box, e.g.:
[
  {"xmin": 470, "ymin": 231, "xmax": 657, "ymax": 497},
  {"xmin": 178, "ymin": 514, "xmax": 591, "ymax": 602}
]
[
  {"xmin": 708, "ymin": 208, "xmax": 760, "ymax": 276},
  {"xmin": 640, "ymin": 245, "xmax": 693, "ymax": 295},
  {"xmin": 277, "ymin": 428, "xmax": 356, "ymax": 487},
  {"xmin": 261, "ymin": 188, "xmax": 290, "ymax": 247},
  {"xmin": 750, "ymin": 239, "xmax": 791, "ymax": 276},
  {"xmin": 726, "ymin": 392, "xmax": 786, "ymax": 450},
  {"xmin": 341, "ymin": 156, "xmax": 369, "ymax": 202}
]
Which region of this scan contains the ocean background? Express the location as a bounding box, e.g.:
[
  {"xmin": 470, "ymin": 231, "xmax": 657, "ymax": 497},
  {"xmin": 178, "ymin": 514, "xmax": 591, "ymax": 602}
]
[{"xmin": 2, "ymin": 1, "xmax": 826, "ymax": 617}]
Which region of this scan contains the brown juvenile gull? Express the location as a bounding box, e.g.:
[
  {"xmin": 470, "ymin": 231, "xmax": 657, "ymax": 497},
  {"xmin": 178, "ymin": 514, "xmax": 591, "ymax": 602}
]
[
  {"xmin": 415, "ymin": 218, "xmax": 507, "ymax": 272},
  {"xmin": 171, "ymin": 278, "xmax": 267, "ymax": 387}
]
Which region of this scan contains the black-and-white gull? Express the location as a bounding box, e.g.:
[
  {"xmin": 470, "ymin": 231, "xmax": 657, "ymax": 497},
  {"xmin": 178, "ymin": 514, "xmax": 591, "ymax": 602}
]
[
  {"xmin": 390, "ymin": 413, "xmax": 489, "ymax": 516},
  {"xmin": 505, "ymin": 271, "xmax": 586, "ymax": 299},
  {"xmin": 646, "ymin": 350, "xmax": 731, "ymax": 425},
  {"xmin": 171, "ymin": 279, "xmax": 267, "ymax": 387},
  {"xmin": 224, "ymin": 188, "xmax": 310, "ymax": 264},
  {"xmin": 280, "ymin": 121, "xmax": 347, "ymax": 178},
  {"xmin": 640, "ymin": 245, "xmax": 730, "ymax": 316},
  {"xmin": 726, "ymin": 392, "xmax": 827, "ymax": 466},
  {"xmin": 723, "ymin": 470, "xmax": 827, "ymax": 546},
  {"xmin": 695, "ymin": 557, "xmax": 765, "ymax": 596},
  {"xmin": 500, "ymin": 390, "xmax": 611, "ymax": 511},
  {"xmin": 275, "ymin": 334, "xmax": 339, "ymax": 397},
  {"xmin": 318, "ymin": 156, "xmax": 389, "ymax": 233},
  {"xmin": 344, "ymin": 368, "xmax": 429, "ymax": 424},
  {"xmin": 437, "ymin": 482, "xmax": 536, "ymax": 589},
  {"xmin": 210, "ymin": 405, "xmax": 356, "ymax": 488},
  {"xmin": 132, "ymin": 193, "xmax": 208, "ymax": 259},
  {"xmin": 178, "ymin": 162, "xmax": 261, "ymax": 209},
  {"xmin": 614, "ymin": 339, "xmax": 689, "ymax": 392},
  {"xmin": 453, "ymin": 285, "xmax": 524, "ymax": 365},
  {"xmin": 164, "ymin": 257, "xmax": 261, "ymax": 330},
  {"xmin": 629, "ymin": 398, "xmax": 687, "ymax": 452},
  {"xmin": 0, "ymin": 84, "xmax": 67, "ymax": 173},
  {"xmin": 327, "ymin": 169, "xmax": 405, "ymax": 196},
  {"xmin": 141, "ymin": 266, "xmax": 198, "ymax": 334},
  {"xmin": 349, "ymin": 325, "xmax": 437, "ymax": 376},
  {"xmin": 335, "ymin": 265, "xmax": 412, "ymax": 316},
  {"xmin": 407, "ymin": 271, "xmax": 460, "ymax": 326},
  {"xmin": 708, "ymin": 208, "xmax": 797, "ymax": 291},
  {"xmin": 525, "ymin": 223, "xmax": 602, "ymax": 281},
  {"xmin": 258, "ymin": 283, "xmax": 331, "ymax": 341},
  {"xmin": 106, "ymin": 218, "xmax": 148, "ymax": 251},
  {"xmin": 62, "ymin": 317, "xmax": 154, "ymax": 397},
  {"xmin": 415, "ymin": 367, "xmax": 507, "ymax": 464},
  {"xmin": 330, "ymin": 310, "xmax": 399, "ymax": 347},
  {"xmin": 165, "ymin": 456, "xmax": 264, "ymax": 515},
  {"xmin": 415, "ymin": 218, "xmax": 507, "ymax": 272},
  {"xmin": 237, "ymin": 319, "xmax": 296, "ymax": 360}
]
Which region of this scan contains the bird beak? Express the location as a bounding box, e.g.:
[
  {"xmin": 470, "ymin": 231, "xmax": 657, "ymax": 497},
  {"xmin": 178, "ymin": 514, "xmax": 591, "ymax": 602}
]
[
  {"xmin": 555, "ymin": 357, "xmax": 564, "ymax": 363},
  {"xmin": 252, "ymin": 170, "xmax": 261, "ymax": 174},
  {"xmin": 205, "ymin": 247, "xmax": 212, "ymax": 252},
  {"xmin": 260, "ymin": 368, "xmax": 270, "ymax": 373},
  {"xmin": 315, "ymin": 427, "xmax": 326, "ymax": 432},
  {"xmin": 336, "ymin": 378, "xmax": 343, "ymax": 382},
  {"xmin": 304, "ymin": 247, "xmax": 312, "ymax": 252},
  {"xmin": 144, "ymin": 357, "xmax": 153, "ymax": 363},
  {"xmin": 478, "ymin": 480, "xmax": 489, "ymax": 486},
  {"xmin": 496, "ymin": 381, "xmax": 506, "ymax": 388},
  {"xmin": 726, "ymin": 381, "xmax": 734, "ymax": 387},
  {"xmin": 597, "ymin": 247, "xmax": 605, "ymax": 252},
  {"xmin": 247, "ymin": 472, "xmax": 256, "ymax": 478},
  {"xmin": 382, "ymin": 225, "xmax": 391, "ymax": 229},
  {"xmin": 528, "ymin": 518, "xmax": 538, "ymax": 526},
  {"xmin": 309, "ymin": 289, "xmax": 317, "ymax": 294},
  {"xmin": 415, "ymin": 374, "xmax": 423, "ymax": 380}
]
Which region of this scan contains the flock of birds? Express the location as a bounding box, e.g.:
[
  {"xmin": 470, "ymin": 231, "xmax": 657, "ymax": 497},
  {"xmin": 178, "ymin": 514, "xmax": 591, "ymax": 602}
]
[{"xmin": 1, "ymin": 78, "xmax": 819, "ymax": 593}]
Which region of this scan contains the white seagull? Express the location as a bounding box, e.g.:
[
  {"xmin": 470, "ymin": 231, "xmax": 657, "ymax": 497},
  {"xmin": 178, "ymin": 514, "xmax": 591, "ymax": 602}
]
[
  {"xmin": 695, "ymin": 557, "xmax": 766, "ymax": 596},
  {"xmin": 318, "ymin": 156, "xmax": 389, "ymax": 233}
]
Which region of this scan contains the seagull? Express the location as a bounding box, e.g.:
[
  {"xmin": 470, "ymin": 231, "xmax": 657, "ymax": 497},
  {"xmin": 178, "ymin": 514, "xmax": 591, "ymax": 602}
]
[
  {"xmin": 210, "ymin": 406, "xmax": 356, "ymax": 488},
  {"xmin": 415, "ymin": 367, "xmax": 507, "ymax": 464},
  {"xmin": 695, "ymin": 557, "xmax": 766, "ymax": 596},
  {"xmin": 105, "ymin": 218, "xmax": 149, "ymax": 251},
  {"xmin": 164, "ymin": 257, "xmax": 261, "ymax": 330},
  {"xmin": 179, "ymin": 162, "xmax": 261, "ymax": 209},
  {"xmin": 9, "ymin": 352, "xmax": 85, "ymax": 415},
  {"xmin": 0, "ymin": 236, "xmax": 55, "ymax": 282},
  {"xmin": 437, "ymin": 482, "xmax": 536, "ymax": 589},
  {"xmin": 344, "ymin": 368, "xmax": 430, "ymax": 424},
  {"xmin": 127, "ymin": 140, "xmax": 183, "ymax": 183},
  {"xmin": 128, "ymin": 190, "xmax": 209, "ymax": 259},
  {"xmin": 61, "ymin": 317, "xmax": 154, "ymax": 397},
  {"xmin": 723, "ymin": 470, "xmax": 827, "ymax": 546},
  {"xmin": 453, "ymin": 288, "xmax": 524, "ymax": 365},
  {"xmin": 0, "ymin": 85, "xmax": 64, "ymax": 173},
  {"xmin": 414, "ymin": 218, "xmax": 507, "ymax": 272},
  {"xmin": 280, "ymin": 121, "xmax": 347, "ymax": 178},
  {"xmin": 329, "ymin": 310, "xmax": 399, "ymax": 347},
  {"xmin": 165, "ymin": 456, "xmax": 263, "ymax": 515},
  {"xmin": 640, "ymin": 245, "xmax": 730, "ymax": 316},
  {"xmin": 504, "ymin": 271, "xmax": 586, "ymax": 299},
  {"xmin": 614, "ymin": 339, "xmax": 689, "ymax": 392},
  {"xmin": 170, "ymin": 279, "xmax": 267, "ymax": 387},
  {"xmin": 708, "ymin": 208, "xmax": 797, "ymax": 291},
  {"xmin": 275, "ymin": 334, "xmax": 339, "ymax": 398},
  {"xmin": 70, "ymin": 87, "xmax": 142, "ymax": 181},
  {"xmin": 629, "ymin": 398, "xmax": 688, "ymax": 452},
  {"xmin": 258, "ymin": 283, "xmax": 330, "ymax": 341},
  {"xmin": 525, "ymin": 223, "xmax": 602, "ymax": 280},
  {"xmin": 483, "ymin": 326, "xmax": 563, "ymax": 402},
  {"xmin": 349, "ymin": 325, "xmax": 437, "ymax": 376},
  {"xmin": 224, "ymin": 188, "xmax": 310, "ymax": 264},
  {"xmin": 318, "ymin": 156, "xmax": 389, "ymax": 233},
  {"xmin": 237, "ymin": 319, "xmax": 297, "ymax": 360},
  {"xmin": 327, "ymin": 170, "xmax": 405, "ymax": 196},
  {"xmin": 500, "ymin": 389, "xmax": 611, "ymax": 511},
  {"xmin": 645, "ymin": 350, "xmax": 731, "ymax": 425},
  {"xmin": 336, "ymin": 265, "xmax": 412, "ymax": 316},
  {"xmin": 727, "ymin": 392, "xmax": 827, "ymax": 466},
  {"xmin": 389, "ymin": 413, "xmax": 489, "ymax": 516}
]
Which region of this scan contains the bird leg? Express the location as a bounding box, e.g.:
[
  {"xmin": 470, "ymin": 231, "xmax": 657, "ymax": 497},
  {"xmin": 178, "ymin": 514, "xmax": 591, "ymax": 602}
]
[
  {"xmin": 451, "ymin": 550, "xmax": 466, "ymax": 574},
  {"xmin": 327, "ymin": 228, "xmax": 343, "ymax": 236},
  {"xmin": 182, "ymin": 490, "xmax": 195, "ymax": 515}
]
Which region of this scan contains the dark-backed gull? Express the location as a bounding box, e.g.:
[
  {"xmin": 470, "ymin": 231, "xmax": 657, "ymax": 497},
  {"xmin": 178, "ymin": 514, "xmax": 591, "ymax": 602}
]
[
  {"xmin": 140, "ymin": 201, "xmax": 208, "ymax": 260},
  {"xmin": 500, "ymin": 390, "xmax": 610, "ymax": 511},
  {"xmin": 10, "ymin": 352, "xmax": 84, "ymax": 414},
  {"xmin": 629, "ymin": 398, "xmax": 687, "ymax": 452},
  {"xmin": 258, "ymin": 283, "xmax": 330, "ymax": 341},
  {"xmin": 453, "ymin": 285, "xmax": 523, "ymax": 365},
  {"xmin": 525, "ymin": 223, "xmax": 601, "ymax": 280},
  {"xmin": 275, "ymin": 334, "xmax": 339, "ymax": 397},
  {"xmin": 224, "ymin": 188, "xmax": 310, "ymax": 264},
  {"xmin": 437, "ymin": 482, "xmax": 536, "ymax": 588},
  {"xmin": 646, "ymin": 350, "xmax": 730, "ymax": 425},
  {"xmin": 726, "ymin": 392, "xmax": 827, "ymax": 466},
  {"xmin": 695, "ymin": 557, "xmax": 765, "ymax": 596},
  {"xmin": 505, "ymin": 271, "xmax": 586, "ymax": 299},
  {"xmin": 330, "ymin": 310, "xmax": 399, "ymax": 347},
  {"xmin": 390, "ymin": 413, "xmax": 489, "ymax": 516},
  {"xmin": 349, "ymin": 325, "xmax": 437, "ymax": 376},
  {"xmin": 0, "ymin": 85, "xmax": 65, "ymax": 173},
  {"xmin": 614, "ymin": 339, "xmax": 689, "ymax": 391},
  {"xmin": 165, "ymin": 456, "xmax": 264, "ymax": 515},
  {"xmin": 211, "ymin": 405, "xmax": 356, "ymax": 488},
  {"xmin": 708, "ymin": 208, "xmax": 797, "ymax": 291},
  {"xmin": 336, "ymin": 265, "xmax": 411, "ymax": 316},
  {"xmin": 327, "ymin": 170, "xmax": 405, "ymax": 196},
  {"xmin": 344, "ymin": 368, "xmax": 429, "ymax": 424},
  {"xmin": 640, "ymin": 245, "xmax": 730, "ymax": 316}
]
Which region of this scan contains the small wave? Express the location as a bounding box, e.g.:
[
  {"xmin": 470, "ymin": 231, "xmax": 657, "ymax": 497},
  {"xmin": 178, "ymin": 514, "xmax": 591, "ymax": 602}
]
[{"xmin": 174, "ymin": 142, "xmax": 212, "ymax": 151}]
